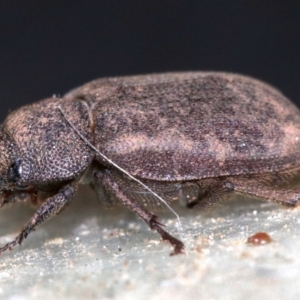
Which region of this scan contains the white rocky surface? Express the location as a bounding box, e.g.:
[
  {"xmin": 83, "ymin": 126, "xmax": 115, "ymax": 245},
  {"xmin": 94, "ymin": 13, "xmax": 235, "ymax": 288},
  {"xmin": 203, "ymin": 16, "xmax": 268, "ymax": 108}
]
[{"xmin": 0, "ymin": 186, "xmax": 300, "ymax": 300}]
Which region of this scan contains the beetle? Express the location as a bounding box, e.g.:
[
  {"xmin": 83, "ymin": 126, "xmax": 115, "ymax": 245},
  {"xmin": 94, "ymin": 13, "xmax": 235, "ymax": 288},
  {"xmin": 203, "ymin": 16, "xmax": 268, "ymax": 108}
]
[{"xmin": 0, "ymin": 72, "xmax": 300, "ymax": 255}]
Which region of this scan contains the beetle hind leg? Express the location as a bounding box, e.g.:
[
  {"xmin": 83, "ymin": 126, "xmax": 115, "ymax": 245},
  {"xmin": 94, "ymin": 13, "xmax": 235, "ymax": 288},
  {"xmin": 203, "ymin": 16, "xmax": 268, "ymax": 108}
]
[
  {"xmin": 229, "ymin": 177, "xmax": 300, "ymax": 207},
  {"xmin": 180, "ymin": 176, "xmax": 300, "ymax": 209}
]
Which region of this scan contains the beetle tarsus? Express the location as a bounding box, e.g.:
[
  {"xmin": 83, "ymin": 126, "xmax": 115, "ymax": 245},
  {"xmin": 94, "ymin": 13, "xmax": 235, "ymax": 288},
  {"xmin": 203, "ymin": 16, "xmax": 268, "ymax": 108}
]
[
  {"xmin": 0, "ymin": 239, "xmax": 19, "ymax": 254},
  {"xmin": 149, "ymin": 216, "xmax": 184, "ymax": 255},
  {"xmin": 0, "ymin": 231, "xmax": 27, "ymax": 254}
]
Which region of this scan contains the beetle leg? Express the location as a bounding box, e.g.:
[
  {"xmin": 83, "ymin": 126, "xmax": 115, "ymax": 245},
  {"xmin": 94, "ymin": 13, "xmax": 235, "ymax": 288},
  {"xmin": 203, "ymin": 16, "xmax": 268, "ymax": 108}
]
[
  {"xmin": 181, "ymin": 178, "xmax": 234, "ymax": 209},
  {"xmin": 96, "ymin": 171, "xmax": 184, "ymax": 255},
  {"xmin": 0, "ymin": 183, "xmax": 77, "ymax": 254},
  {"xmin": 178, "ymin": 182, "xmax": 201, "ymax": 207},
  {"xmin": 91, "ymin": 172, "xmax": 116, "ymax": 208},
  {"xmin": 229, "ymin": 178, "xmax": 300, "ymax": 207}
]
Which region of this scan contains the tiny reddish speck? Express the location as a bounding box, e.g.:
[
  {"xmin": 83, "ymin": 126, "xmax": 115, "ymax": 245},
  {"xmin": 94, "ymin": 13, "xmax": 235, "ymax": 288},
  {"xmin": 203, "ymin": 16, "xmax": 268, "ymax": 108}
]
[{"xmin": 247, "ymin": 232, "xmax": 272, "ymax": 245}]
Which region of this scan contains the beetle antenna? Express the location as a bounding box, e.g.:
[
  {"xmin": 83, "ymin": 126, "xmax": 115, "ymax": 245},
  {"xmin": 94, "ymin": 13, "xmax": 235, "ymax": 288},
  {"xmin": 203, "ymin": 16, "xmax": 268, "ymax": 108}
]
[{"xmin": 58, "ymin": 105, "xmax": 183, "ymax": 239}]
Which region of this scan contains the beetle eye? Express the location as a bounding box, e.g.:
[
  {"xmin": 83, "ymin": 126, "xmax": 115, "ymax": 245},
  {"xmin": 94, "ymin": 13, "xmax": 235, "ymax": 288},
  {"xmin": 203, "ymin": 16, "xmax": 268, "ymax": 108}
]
[{"xmin": 7, "ymin": 159, "xmax": 22, "ymax": 183}]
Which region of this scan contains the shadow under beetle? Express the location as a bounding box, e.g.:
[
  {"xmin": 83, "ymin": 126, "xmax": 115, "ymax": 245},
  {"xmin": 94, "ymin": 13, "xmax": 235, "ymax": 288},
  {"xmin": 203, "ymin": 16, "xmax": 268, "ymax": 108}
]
[{"xmin": 0, "ymin": 72, "xmax": 300, "ymax": 255}]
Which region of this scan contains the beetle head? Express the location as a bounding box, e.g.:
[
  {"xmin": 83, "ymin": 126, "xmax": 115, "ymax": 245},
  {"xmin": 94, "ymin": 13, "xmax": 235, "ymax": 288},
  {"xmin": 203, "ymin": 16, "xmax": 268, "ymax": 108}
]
[{"xmin": 0, "ymin": 128, "xmax": 19, "ymax": 193}]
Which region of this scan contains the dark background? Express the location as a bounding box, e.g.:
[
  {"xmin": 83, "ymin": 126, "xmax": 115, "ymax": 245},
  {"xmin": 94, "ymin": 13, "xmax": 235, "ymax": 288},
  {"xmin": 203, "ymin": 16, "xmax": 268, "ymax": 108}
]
[{"xmin": 1, "ymin": 1, "xmax": 300, "ymax": 121}]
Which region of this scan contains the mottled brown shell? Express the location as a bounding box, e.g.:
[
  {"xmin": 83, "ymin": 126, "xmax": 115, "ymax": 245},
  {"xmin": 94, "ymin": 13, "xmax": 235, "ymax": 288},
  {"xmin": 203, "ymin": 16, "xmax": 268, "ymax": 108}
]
[{"xmin": 66, "ymin": 72, "xmax": 300, "ymax": 181}]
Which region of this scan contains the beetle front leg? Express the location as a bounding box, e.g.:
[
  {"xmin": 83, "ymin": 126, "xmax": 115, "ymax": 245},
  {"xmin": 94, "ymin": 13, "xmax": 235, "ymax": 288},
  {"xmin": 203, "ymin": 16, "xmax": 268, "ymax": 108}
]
[
  {"xmin": 97, "ymin": 171, "xmax": 184, "ymax": 255},
  {"xmin": 0, "ymin": 183, "xmax": 77, "ymax": 254}
]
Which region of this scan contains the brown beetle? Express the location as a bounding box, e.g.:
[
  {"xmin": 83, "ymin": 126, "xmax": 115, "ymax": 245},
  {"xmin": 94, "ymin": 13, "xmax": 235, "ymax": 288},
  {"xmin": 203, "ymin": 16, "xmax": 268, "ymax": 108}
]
[{"xmin": 0, "ymin": 72, "xmax": 300, "ymax": 255}]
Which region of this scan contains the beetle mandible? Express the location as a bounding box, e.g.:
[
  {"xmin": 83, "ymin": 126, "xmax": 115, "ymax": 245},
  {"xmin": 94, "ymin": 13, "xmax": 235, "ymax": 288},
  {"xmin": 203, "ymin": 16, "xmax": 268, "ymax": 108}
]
[{"xmin": 0, "ymin": 72, "xmax": 300, "ymax": 255}]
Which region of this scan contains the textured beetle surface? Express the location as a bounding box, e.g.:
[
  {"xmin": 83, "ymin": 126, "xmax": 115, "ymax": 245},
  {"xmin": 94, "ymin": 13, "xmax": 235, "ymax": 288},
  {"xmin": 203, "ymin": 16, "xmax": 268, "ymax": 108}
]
[{"xmin": 1, "ymin": 72, "xmax": 300, "ymax": 255}]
